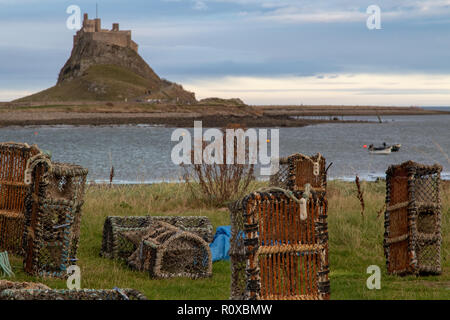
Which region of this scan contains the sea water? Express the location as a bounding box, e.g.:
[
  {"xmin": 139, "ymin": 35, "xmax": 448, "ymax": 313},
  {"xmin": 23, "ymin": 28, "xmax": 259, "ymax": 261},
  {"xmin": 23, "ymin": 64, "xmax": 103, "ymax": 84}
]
[{"xmin": 1, "ymin": 114, "xmax": 448, "ymax": 183}]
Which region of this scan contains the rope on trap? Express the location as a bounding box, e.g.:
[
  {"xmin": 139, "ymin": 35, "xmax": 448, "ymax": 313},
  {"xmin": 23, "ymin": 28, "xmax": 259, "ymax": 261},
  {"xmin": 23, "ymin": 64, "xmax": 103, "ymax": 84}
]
[{"xmin": 0, "ymin": 251, "xmax": 14, "ymax": 278}]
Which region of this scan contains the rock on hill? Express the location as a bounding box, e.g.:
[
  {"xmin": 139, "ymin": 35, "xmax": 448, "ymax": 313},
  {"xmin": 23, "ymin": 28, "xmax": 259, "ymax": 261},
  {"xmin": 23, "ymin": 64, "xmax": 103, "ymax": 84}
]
[
  {"xmin": 16, "ymin": 15, "xmax": 196, "ymax": 103},
  {"xmin": 198, "ymin": 97, "xmax": 246, "ymax": 106}
]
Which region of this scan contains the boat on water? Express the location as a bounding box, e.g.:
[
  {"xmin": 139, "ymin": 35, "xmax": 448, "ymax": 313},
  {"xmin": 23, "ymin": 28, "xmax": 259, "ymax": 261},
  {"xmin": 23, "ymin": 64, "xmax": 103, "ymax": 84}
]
[
  {"xmin": 391, "ymin": 144, "xmax": 402, "ymax": 152},
  {"xmin": 368, "ymin": 143, "xmax": 401, "ymax": 155},
  {"xmin": 369, "ymin": 145, "xmax": 392, "ymax": 155}
]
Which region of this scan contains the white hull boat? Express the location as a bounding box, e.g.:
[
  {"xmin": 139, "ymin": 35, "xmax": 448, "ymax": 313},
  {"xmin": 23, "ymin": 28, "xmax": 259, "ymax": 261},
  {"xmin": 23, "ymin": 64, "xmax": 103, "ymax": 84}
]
[{"xmin": 369, "ymin": 146, "xmax": 392, "ymax": 155}]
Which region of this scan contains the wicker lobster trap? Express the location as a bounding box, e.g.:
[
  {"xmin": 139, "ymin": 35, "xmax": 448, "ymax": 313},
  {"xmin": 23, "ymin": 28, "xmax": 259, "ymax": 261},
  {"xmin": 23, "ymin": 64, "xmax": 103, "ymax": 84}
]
[
  {"xmin": 0, "ymin": 143, "xmax": 42, "ymax": 254},
  {"xmin": 0, "ymin": 288, "xmax": 147, "ymax": 300},
  {"xmin": 229, "ymin": 189, "xmax": 330, "ymax": 300},
  {"xmin": 100, "ymin": 215, "xmax": 213, "ymax": 260},
  {"xmin": 269, "ymin": 153, "xmax": 327, "ymax": 192},
  {"xmin": 123, "ymin": 220, "xmax": 212, "ymax": 279},
  {"xmin": 384, "ymin": 161, "xmax": 442, "ymax": 275},
  {"xmin": 22, "ymin": 162, "xmax": 88, "ymax": 278}
]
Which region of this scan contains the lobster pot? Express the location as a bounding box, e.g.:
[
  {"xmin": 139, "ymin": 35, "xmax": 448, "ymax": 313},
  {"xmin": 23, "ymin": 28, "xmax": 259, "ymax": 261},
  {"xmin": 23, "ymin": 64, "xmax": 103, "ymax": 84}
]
[
  {"xmin": 100, "ymin": 215, "xmax": 213, "ymax": 260},
  {"xmin": 269, "ymin": 153, "xmax": 327, "ymax": 192},
  {"xmin": 125, "ymin": 221, "xmax": 212, "ymax": 279},
  {"xmin": 384, "ymin": 161, "xmax": 442, "ymax": 275},
  {"xmin": 0, "ymin": 143, "xmax": 41, "ymax": 254},
  {"xmin": 23, "ymin": 163, "xmax": 88, "ymax": 278},
  {"xmin": 230, "ymin": 190, "xmax": 330, "ymax": 300},
  {"xmin": 0, "ymin": 288, "xmax": 147, "ymax": 300}
]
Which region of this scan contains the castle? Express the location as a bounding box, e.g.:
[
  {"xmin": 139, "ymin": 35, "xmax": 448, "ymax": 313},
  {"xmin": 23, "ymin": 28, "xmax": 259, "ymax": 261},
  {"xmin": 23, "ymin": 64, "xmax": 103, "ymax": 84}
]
[{"xmin": 74, "ymin": 13, "xmax": 138, "ymax": 53}]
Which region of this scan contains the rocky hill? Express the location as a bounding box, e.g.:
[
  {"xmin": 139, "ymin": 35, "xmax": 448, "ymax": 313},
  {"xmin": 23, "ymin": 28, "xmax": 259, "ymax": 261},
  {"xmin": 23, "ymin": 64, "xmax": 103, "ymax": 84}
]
[{"xmin": 16, "ymin": 15, "xmax": 196, "ymax": 103}]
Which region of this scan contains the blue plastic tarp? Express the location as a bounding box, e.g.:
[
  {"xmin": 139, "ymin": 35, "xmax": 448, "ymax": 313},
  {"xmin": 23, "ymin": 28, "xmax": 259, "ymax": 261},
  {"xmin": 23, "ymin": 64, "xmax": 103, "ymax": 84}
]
[{"xmin": 209, "ymin": 226, "xmax": 231, "ymax": 262}]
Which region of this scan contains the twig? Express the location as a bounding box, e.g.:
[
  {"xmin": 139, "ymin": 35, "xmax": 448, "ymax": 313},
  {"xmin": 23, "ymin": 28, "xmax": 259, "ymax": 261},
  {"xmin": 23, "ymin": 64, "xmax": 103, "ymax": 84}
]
[
  {"xmin": 377, "ymin": 203, "xmax": 386, "ymax": 219},
  {"xmin": 109, "ymin": 166, "xmax": 115, "ymax": 187},
  {"xmin": 433, "ymin": 140, "xmax": 450, "ymax": 165},
  {"xmin": 355, "ymin": 175, "xmax": 365, "ymax": 217}
]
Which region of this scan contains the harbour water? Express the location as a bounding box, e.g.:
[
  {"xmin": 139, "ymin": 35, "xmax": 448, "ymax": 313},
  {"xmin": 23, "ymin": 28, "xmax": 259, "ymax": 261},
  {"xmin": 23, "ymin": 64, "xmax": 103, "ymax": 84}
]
[{"xmin": 1, "ymin": 114, "xmax": 449, "ymax": 183}]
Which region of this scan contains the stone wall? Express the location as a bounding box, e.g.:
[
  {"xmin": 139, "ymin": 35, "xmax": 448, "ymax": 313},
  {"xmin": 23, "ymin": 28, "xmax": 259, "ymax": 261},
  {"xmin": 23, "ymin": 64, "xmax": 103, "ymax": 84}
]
[
  {"xmin": 92, "ymin": 31, "xmax": 131, "ymax": 49},
  {"xmin": 76, "ymin": 14, "xmax": 138, "ymax": 53}
]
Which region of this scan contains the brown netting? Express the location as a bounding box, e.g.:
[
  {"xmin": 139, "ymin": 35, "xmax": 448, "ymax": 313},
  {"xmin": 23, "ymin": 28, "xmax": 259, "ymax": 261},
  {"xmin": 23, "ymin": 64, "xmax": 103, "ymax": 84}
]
[
  {"xmin": 0, "ymin": 142, "xmax": 41, "ymax": 254},
  {"xmin": 415, "ymin": 172, "xmax": 440, "ymax": 203},
  {"xmin": 100, "ymin": 215, "xmax": 213, "ymax": 261},
  {"xmin": 384, "ymin": 161, "xmax": 442, "ymax": 276},
  {"xmin": 122, "ymin": 221, "xmax": 212, "ymax": 279},
  {"xmin": 0, "ymin": 288, "xmax": 147, "ymax": 300},
  {"xmin": 229, "ymin": 190, "xmax": 329, "ymax": 300},
  {"xmin": 269, "ymin": 153, "xmax": 327, "ymax": 192},
  {"xmin": 0, "ymin": 280, "xmax": 50, "ymax": 292},
  {"xmin": 22, "ymin": 162, "xmax": 88, "ymax": 278},
  {"xmin": 229, "ymin": 201, "xmax": 247, "ymax": 300},
  {"xmin": 269, "ymin": 159, "xmax": 290, "ymax": 190}
]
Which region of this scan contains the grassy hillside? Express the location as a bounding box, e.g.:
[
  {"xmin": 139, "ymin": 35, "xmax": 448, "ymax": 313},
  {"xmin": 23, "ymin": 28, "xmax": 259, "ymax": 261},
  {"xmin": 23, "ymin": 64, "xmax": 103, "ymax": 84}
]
[
  {"xmin": 4, "ymin": 181, "xmax": 450, "ymax": 299},
  {"xmin": 15, "ymin": 65, "xmax": 156, "ymax": 102}
]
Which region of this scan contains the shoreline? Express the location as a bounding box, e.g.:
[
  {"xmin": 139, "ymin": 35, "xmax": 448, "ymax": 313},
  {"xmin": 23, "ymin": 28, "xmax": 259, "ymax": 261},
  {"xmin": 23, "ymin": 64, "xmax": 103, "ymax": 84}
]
[
  {"xmin": 1, "ymin": 103, "xmax": 449, "ymax": 128},
  {"xmin": 0, "ymin": 113, "xmax": 369, "ymax": 128},
  {"xmin": 89, "ymin": 174, "xmax": 450, "ymax": 185}
]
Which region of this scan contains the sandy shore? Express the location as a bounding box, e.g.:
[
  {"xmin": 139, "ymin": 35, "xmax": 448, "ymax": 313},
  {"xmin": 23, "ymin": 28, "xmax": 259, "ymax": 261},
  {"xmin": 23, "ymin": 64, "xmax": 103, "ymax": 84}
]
[{"xmin": 0, "ymin": 103, "xmax": 447, "ymax": 127}]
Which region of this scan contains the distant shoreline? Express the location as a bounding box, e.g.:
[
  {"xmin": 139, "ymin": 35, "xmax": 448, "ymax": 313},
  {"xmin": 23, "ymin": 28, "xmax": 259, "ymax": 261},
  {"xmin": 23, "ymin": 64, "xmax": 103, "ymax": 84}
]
[
  {"xmin": 0, "ymin": 102, "xmax": 448, "ymax": 128},
  {"xmin": 87, "ymin": 176, "xmax": 450, "ymax": 185}
]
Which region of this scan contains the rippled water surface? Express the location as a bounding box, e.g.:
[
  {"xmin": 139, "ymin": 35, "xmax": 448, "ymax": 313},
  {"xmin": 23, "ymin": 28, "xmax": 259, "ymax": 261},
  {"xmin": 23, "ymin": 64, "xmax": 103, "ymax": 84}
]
[{"xmin": 1, "ymin": 114, "xmax": 448, "ymax": 182}]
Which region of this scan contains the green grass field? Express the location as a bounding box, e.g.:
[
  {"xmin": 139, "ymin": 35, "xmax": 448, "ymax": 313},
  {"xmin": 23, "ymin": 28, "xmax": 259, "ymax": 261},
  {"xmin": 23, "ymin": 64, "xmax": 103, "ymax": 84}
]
[{"xmin": 4, "ymin": 180, "xmax": 450, "ymax": 299}]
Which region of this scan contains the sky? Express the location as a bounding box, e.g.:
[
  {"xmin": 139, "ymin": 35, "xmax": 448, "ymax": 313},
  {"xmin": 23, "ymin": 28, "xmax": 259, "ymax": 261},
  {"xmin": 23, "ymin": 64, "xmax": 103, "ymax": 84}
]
[{"xmin": 0, "ymin": 0, "xmax": 450, "ymax": 105}]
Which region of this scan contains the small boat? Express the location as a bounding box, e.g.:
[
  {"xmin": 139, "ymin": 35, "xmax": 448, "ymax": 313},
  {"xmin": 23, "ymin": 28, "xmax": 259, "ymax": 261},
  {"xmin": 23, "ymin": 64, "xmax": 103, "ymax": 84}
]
[
  {"xmin": 391, "ymin": 144, "xmax": 401, "ymax": 152},
  {"xmin": 368, "ymin": 144, "xmax": 392, "ymax": 155},
  {"xmin": 369, "ymin": 146, "xmax": 392, "ymax": 155}
]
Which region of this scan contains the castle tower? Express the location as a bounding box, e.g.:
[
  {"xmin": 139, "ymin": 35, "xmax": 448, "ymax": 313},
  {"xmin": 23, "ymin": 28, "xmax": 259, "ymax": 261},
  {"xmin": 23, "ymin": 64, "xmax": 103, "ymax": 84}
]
[
  {"xmin": 94, "ymin": 18, "xmax": 101, "ymax": 32},
  {"xmin": 74, "ymin": 13, "xmax": 138, "ymax": 53},
  {"xmin": 82, "ymin": 13, "xmax": 96, "ymax": 32}
]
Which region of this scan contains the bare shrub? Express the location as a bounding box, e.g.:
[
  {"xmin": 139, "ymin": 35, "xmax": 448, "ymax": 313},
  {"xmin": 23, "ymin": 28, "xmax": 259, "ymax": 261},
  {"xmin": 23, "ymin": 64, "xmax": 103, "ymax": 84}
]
[{"xmin": 182, "ymin": 125, "xmax": 255, "ymax": 207}]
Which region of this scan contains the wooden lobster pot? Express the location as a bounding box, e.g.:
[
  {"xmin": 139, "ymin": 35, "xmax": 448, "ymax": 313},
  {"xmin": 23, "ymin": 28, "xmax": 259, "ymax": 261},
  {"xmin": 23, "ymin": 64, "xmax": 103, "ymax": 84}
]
[
  {"xmin": 0, "ymin": 288, "xmax": 147, "ymax": 300},
  {"xmin": 384, "ymin": 161, "xmax": 442, "ymax": 275},
  {"xmin": 230, "ymin": 190, "xmax": 330, "ymax": 300},
  {"xmin": 125, "ymin": 221, "xmax": 212, "ymax": 279},
  {"xmin": 0, "ymin": 143, "xmax": 41, "ymax": 254},
  {"xmin": 100, "ymin": 215, "xmax": 213, "ymax": 260},
  {"xmin": 23, "ymin": 163, "xmax": 88, "ymax": 278},
  {"xmin": 270, "ymin": 153, "xmax": 327, "ymax": 192}
]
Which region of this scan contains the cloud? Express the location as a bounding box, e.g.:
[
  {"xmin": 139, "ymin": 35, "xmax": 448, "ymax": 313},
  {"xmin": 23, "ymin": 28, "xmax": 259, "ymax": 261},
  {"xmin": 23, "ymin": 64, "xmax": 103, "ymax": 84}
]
[
  {"xmin": 0, "ymin": 89, "xmax": 35, "ymax": 101},
  {"xmin": 1, "ymin": 0, "xmax": 450, "ymax": 105},
  {"xmin": 193, "ymin": 0, "xmax": 207, "ymax": 10},
  {"xmin": 255, "ymin": 8, "xmax": 366, "ymax": 23},
  {"xmin": 182, "ymin": 73, "xmax": 450, "ymax": 105},
  {"xmin": 190, "ymin": 0, "xmax": 450, "ymax": 23}
]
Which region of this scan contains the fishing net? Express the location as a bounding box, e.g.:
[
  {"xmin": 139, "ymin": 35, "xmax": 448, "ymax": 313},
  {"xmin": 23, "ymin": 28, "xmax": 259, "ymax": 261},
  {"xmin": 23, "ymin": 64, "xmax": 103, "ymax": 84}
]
[
  {"xmin": 22, "ymin": 161, "xmax": 88, "ymax": 278},
  {"xmin": 122, "ymin": 221, "xmax": 212, "ymax": 279},
  {"xmin": 100, "ymin": 215, "xmax": 213, "ymax": 260},
  {"xmin": 229, "ymin": 201, "xmax": 247, "ymax": 300},
  {"xmin": 269, "ymin": 153, "xmax": 327, "ymax": 192},
  {"xmin": 0, "ymin": 288, "xmax": 147, "ymax": 300},
  {"xmin": 384, "ymin": 161, "xmax": 442, "ymax": 275},
  {"xmin": 0, "ymin": 143, "xmax": 41, "ymax": 254},
  {"xmin": 229, "ymin": 189, "xmax": 330, "ymax": 300},
  {"xmin": 0, "ymin": 280, "xmax": 50, "ymax": 292}
]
